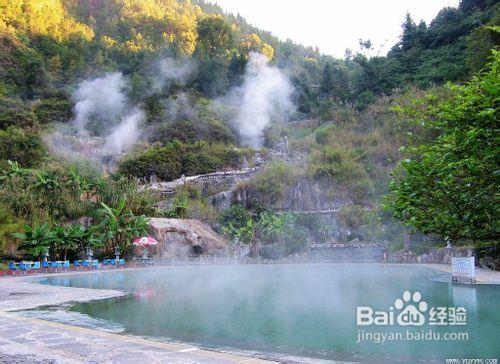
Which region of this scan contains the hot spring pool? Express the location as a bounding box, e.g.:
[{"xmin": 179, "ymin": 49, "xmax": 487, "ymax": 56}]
[{"xmin": 35, "ymin": 264, "xmax": 499, "ymax": 362}]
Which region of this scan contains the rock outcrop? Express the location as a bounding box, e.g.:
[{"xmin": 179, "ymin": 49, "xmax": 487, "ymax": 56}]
[{"xmin": 148, "ymin": 218, "xmax": 229, "ymax": 258}]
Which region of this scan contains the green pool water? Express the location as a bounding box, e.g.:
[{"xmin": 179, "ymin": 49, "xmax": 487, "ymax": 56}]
[{"xmin": 40, "ymin": 264, "xmax": 500, "ymax": 362}]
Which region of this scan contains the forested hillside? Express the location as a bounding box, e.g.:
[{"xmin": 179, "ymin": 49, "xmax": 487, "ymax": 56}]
[{"xmin": 0, "ymin": 0, "xmax": 498, "ymax": 257}]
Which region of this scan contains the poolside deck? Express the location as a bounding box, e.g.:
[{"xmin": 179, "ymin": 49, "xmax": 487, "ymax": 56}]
[{"xmin": 0, "ymin": 312, "xmax": 273, "ymax": 363}]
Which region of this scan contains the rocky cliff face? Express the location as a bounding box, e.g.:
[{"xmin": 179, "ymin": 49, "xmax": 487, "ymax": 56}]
[{"xmin": 211, "ymin": 179, "xmax": 352, "ymax": 212}]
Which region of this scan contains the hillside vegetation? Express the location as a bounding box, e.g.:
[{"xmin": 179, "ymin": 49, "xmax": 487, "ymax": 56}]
[{"xmin": 0, "ymin": 0, "xmax": 498, "ymax": 258}]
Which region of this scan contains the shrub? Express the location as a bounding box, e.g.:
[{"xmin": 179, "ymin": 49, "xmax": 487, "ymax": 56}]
[
  {"xmin": 219, "ymin": 204, "xmax": 251, "ymax": 232},
  {"xmin": 0, "ymin": 127, "xmax": 46, "ymax": 167},
  {"xmin": 33, "ymin": 96, "xmax": 72, "ymax": 124},
  {"xmin": 0, "ymin": 96, "xmax": 37, "ymax": 129},
  {"xmin": 119, "ymin": 141, "xmax": 252, "ymax": 181},
  {"xmin": 249, "ymin": 161, "xmax": 301, "ymax": 203},
  {"xmin": 308, "ymin": 146, "xmax": 369, "ymax": 186},
  {"xmin": 0, "ymin": 204, "xmax": 25, "ymax": 256},
  {"xmin": 337, "ymin": 205, "xmax": 368, "ymax": 231}
]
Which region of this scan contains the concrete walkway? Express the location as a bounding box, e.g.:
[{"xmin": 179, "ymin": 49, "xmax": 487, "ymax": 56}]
[
  {"xmin": 0, "ymin": 312, "xmax": 271, "ymax": 363},
  {"xmin": 420, "ymin": 263, "xmax": 500, "ymax": 284}
]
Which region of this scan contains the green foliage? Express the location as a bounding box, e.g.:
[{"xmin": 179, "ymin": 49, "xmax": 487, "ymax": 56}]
[
  {"xmin": 223, "ymin": 210, "xmax": 285, "ymax": 256},
  {"xmin": 96, "ymin": 199, "xmax": 149, "ymax": 255},
  {"xmin": 0, "ymin": 161, "xmax": 156, "ymax": 245},
  {"xmin": 13, "ymin": 222, "xmax": 104, "ymax": 260},
  {"xmin": 93, "ymin": 175, "xmax": 158, "ymax": 216},
  {"xmin": 308, "ymin": 145, "xmax": 375, "ymax": 202},
  {"xmin": 119, "ymin": 141, "xmax": 252, "ymax": 181},
  {"xmin": 1, "ymin": 160, "xmax": 155, "ymax": 259},
  {"xmin": 149, "ymin": 118, "xmax": 235, "ymax": 145},
  {"xmin": 194, "ymin": 15, "xmax": 232, "ymax": 96},
  {"xmin": 0, "ymin": 127, "xmax": 46, "ymax": 167},
  {"xmin": 33, "ymin": 95, "xmax": 72, "ymax": 124},
  {"xmin": 0, "ymin": 96, "xmax": 37, "ymax": 129},
  {"xmin": 354, "ymin": 2, "xmax": 498, "ymax": 99},
  {"xmin": 221, "ymin": 206, "xmax": 306, "ymax": 258},
  {"xmin": 219, "ymin": 204, "xmax": 251, "ymax": 232},
  {"xmin": 248, "ymin": 161, "xmax": 301, "ymax": 203},
  {"xmin": 0, "ymin": 204, "xmax": 25, "ymax": 255},
  {"xmin": 386, "ymin": 52, "xmax": 499, "ymax": 244},
  {"xmin": 13, "ymin": 223, "xmax": 54, "ymax": 258},
  {"xmin": 164, "ymin": 194, "xmax": 190, "ymax": 219},
  {"xmin": 338, "ymin": 205, "xmax": 369, "ymax": 231}
]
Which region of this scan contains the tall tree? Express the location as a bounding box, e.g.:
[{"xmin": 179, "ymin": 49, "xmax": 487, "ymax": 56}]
[{"xmin": 386, "ymin": 51, "xmax": 499, "ymax": 244}]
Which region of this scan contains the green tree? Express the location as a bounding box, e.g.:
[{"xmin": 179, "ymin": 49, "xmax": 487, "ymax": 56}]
[
  {"xmin": 195, "ymin": 15, "xmax": 232, "ymax": 59},
  {"xmin": 53, "ymin": 224, "xmax": 103, "ymax": 260},
  {"xmin": 96, "ymin": 199, "xmax": 149, "ymax": 256},
  {"xmin": 223, "ymin": 211, "xmax": 286, "ymax": 257},
  {"xmin": 386, "ymin": 52, "xmax": 499, "ymax": 245}
]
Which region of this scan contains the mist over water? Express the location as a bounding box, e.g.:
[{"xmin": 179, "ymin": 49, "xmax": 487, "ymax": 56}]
[{"xmin": 39, "ymin": 265, "xmax": 500, "ymax": 361}]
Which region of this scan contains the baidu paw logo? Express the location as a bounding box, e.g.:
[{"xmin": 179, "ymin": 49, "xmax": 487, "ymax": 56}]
[{"xmin": 395, "ymin": 290, "xmax": 428, "ymax": 326}]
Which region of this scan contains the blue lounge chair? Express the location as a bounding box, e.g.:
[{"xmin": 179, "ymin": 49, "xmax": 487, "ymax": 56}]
[
  {"xmin": 42, "ymin": 261, "xmax": 50, "ymax": 272},
  {"xmin": 91, "ymin": 260, "xmax": 99, "ymax": 270},
  {"xmin": 50, "ymin": 261, "xmax": 61, "ymax": 272},
  {"xmin": 119, "ymin": 259, "xmax": 126, "ymax": 268},
  {"xmin": 74, "ymin": 260, "xmax": 80, "ymax": 269},
  {"xmin": 8, "ymin": 262, "xmax": 17, "ymax": 275},
  {"xmin": 63, "ymin": 261, "xmax": 70, "ymax": 271},
  {"xmin": 81, "ymin": 260, "xmax": 90, "ymax": 270},
  {"xmin": 18, "ymin": 262, "xmax": 29, "ymax": 274},
  {"xmin": 32, "ymin": 261, "xmax": 40, "ymax": 272}
]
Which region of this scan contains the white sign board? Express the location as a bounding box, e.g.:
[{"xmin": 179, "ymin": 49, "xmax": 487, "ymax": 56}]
[{"xmin": 452, "ymin": 257, "xmax": 475, "ymax": 282}]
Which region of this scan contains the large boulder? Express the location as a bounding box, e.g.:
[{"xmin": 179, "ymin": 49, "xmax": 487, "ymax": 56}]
[{"xmin": 148, "ymin": 218, "xmax": 229, "ymax": 258}]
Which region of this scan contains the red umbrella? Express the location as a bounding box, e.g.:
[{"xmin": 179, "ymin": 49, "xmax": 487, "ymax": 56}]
[{"xmin": 133, "ymin": 236, "xmax": 159, "ymax": 247}]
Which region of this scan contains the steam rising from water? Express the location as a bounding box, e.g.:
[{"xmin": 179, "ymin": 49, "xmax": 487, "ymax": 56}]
[
  {"xmin": 45, "ymin": 72, "xmax": 144, "ymax": 163},
  {"xmin": 44, "ymin": 54, "xmax": 294, "ymax": 166},
  {"xmin": 152, "ymin": 57, "xmax": 194, "ymax": 92},
  {"xmin": 72, "ymin": 73, "xmax": 128, "ymax": 138},
  {"xmin": 231, "ymin": 53, "xmax": 294, "ymax": 148},
  {"xmin": 102, "ymin": 107, "xmax": 144, "ymax": 155}
]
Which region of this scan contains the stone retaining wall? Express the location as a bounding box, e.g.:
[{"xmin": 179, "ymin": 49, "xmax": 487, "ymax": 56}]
[
  {"xmin": 309, "ymin": 243, "xmax": 387, "ymax": 263},
  {"xmin": 150, "ymin": 168, "xmax": 259, "ymax": 199},
  {"xmin": 388, "ymin": 247, "xmax": 475, "ymax": 264}
]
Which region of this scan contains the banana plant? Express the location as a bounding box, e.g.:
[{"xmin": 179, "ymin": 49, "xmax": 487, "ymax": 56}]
[
  {"xmin": 53, "ymin": 224, "xmax": 104, "ymax": 260},
  {"xmin": 0, "ymin": 160, "xmax": 31, "ymax": 188},
  {"xmin": 13, "ymin": 224, "xmax": 55, "ymax": 259},
  {"xmin": 96, "ymin": 199, "xmax": 148, "ymax": 256},
  {"xmin": 33, "ymin": 170, "xmax": 60, "ymax": 193}
]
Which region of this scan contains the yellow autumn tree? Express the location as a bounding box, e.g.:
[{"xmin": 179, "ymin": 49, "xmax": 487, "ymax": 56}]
[
  {"xmin": 0, "ymin": 0, "xmax": 94, "ymax": 41},
  {"xmin": 239, "ymin": 33, "xmax": 274, "ymax": 60},
  {"xmin": 120, "ymin": 0, "xmax": 202, "ymax": 54}
]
